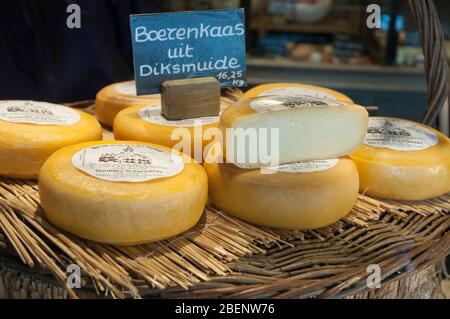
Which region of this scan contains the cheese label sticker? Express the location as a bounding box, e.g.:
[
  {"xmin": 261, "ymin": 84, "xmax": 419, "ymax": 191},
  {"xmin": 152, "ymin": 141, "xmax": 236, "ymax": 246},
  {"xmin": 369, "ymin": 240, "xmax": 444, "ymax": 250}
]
[
  {"xmin": 250, "ymin": 96, "xmax": 346, "ymax": 113},
  {"xmin": 115, "ymin": 82, "xmax": 159, "ymax": 97},
  {"xmin": 72, "ymin": 144, "xmax": 184, "ymax": 182},
  {"xmin": 139, "ymin": 104, "xmax": 220, "ymax": 127},
  {"xmin": 259, "ymin": 87, "xmax": 339, "ymax": 101},
  {"xmin": 0, "ymin": 101, "xmax": 80, "ymax": 126},
  {"xmin": 267, "ymin": 159, "xmax": 339, "ymax": 173},
  {"xmin": 364, "ymin": 117, "xmax": 438, "ymax": 151}
]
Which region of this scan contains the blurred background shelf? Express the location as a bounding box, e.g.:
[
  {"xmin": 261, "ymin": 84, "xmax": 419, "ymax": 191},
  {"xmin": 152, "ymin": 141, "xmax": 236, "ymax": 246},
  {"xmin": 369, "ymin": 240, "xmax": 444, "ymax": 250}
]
[
  {"xmin": 250, "ymin": 17, "xmax": 357, "ymax": 35},
  {"xmin": 247, "ymin": 57, "xmax": 427, "ymax": 120}
]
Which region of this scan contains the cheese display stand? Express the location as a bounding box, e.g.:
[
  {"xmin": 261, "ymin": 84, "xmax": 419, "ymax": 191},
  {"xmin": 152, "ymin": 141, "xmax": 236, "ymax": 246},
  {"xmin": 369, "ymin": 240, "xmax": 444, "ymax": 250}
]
[{"xmin": 0, "ymin": 3, "xmax": 449, "ymax": 299}]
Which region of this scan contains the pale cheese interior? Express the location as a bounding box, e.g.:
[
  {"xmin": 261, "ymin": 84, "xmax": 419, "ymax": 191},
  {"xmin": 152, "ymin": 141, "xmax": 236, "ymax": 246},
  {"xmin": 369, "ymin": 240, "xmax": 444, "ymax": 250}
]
[{"xmin": 225, "ymin": 105, "xmax": 368, "ymax": 168}]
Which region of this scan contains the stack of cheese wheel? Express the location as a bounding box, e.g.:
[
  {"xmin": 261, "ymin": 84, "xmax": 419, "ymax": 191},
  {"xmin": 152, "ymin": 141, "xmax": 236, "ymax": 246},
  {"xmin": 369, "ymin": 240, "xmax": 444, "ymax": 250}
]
[
  {"xmin": 113, "ymin": 103, "xmax": 225, "ymax": 161},
  {"xmin": 39, "ymin": 141, "xmax": 208, "ymax": 245},
  {"xmin": 350, "ymin": 117, "xmax": 450, "ymax": 200},
  {"xmin": 204, "ymin": 83, "xmax": 369, "ymax": 229},
  {"xmin": 0, "ymin": 100, "xmax": 102, "ymax": 179},
  {"xmin": 95, "ymin": 81, "xmax": 160, "ymax": 127}
]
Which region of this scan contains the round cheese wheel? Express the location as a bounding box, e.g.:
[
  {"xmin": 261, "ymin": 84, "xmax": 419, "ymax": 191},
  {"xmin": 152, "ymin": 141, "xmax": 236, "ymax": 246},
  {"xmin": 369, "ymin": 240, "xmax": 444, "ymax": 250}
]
[
  {"xmin": 350, "ymin": 117, "xmax": 450, "ymax": 200},
  {"xmin": 95, "ymin": 81, "xmax": 160, "ymax": 127},
  {"xmin": 203, "ymin": 152, "xmax": 359, "ymax": 229},
  {"xmin": 241, "ymin": 82, "xmax": 354, "ymax": 103},
  {"xmin": 113, "ymin": 103, "xmax": 222, "ymax": 161},
  {"xmin": 0, "ymin": 100, "xmax": 102, "ymax": 179},
  {"xmin": 39, "ymin": 141, "xmax": 208, "ymax": 245}
]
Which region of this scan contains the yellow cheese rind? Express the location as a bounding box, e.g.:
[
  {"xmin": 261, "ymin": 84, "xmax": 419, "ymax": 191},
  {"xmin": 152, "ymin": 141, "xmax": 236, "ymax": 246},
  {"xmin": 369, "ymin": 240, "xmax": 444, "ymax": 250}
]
[
  {"xmin": 95, "ymin": 81, "xmax": 160, "ymax": 127},
  {"xmin": 0, "ymin": 108, "xmax": 102, "ymax": 179},
  {"xmin": 220, "ymin": 97, "xmax": 368, "ymax": 168},
  {"xmin": 203, "ymin": 156, "xmax": 359, "ymax": 229},
  {"xmin": 350, "ymin": 118, "xmax": 450, "ymax": 200},
  {"xmin": 241, "ymin": 83, "xmax": 354, "ymax": 103},
  {"xmin": 113, "ymin": 105, "xmax": 219, "ymax": 158},
  {"xmin": 39, "ymin": 141, "xmax": 208, "ymax": 245}
]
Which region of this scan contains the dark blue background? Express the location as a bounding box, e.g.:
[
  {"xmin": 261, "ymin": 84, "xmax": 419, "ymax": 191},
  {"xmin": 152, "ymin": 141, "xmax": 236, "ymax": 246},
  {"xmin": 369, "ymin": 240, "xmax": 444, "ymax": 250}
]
[{"xmin": 0, "ymin": 0, "xmax": 165, "ymax": 103}]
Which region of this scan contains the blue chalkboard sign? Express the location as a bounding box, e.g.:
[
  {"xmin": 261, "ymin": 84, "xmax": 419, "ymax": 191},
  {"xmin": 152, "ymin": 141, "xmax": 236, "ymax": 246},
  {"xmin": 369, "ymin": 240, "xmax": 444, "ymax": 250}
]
[{"xmin": 130, "ymin": 9, "xmax": 247, "ymax": 95}]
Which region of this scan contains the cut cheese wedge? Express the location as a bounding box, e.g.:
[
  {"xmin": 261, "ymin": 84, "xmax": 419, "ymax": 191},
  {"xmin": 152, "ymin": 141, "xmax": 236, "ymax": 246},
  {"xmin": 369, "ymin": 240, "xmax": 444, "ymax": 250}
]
[
  {"xmin": 114, "ymin": 103, "xmax": 222, "ymax": 161},
  {"xmin": 39, "ymin": 141, "xmax": 208, "ymax": 245},
  {"xmin": 220, "ymin": 96, "xmax": 368, "ymax": 168},
  {"xmin": 95, "ymin": 81, "xmax": 160, "ymax": 127},
  {"xmin": 204, "ymin": 151, "xmax": 359, "ymax": 229},
  {"xmin": 0, "ymin": 100, "xmax": 102, "ymax": 179},
  {"xmin": 350, "ymin": 117, "xmax": 450, "ymax": 200},
  {"xmin": 242, "ymin": 82, "xmax": 354, "ymax": 103}
]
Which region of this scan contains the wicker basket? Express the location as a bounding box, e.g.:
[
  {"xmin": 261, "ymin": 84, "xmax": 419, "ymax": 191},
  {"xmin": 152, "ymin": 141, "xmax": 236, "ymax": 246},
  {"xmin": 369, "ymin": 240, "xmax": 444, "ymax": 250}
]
[{"xmin": 0, "ymin": 1, "xmax": 449, "ymax": 299}]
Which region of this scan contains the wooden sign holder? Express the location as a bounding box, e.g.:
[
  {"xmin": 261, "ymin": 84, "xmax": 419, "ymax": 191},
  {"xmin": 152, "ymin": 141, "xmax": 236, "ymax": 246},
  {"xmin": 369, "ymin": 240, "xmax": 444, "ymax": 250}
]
[{"xmin": 161, "ymin": 77, "xmax": 221, "ymax": 120}]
